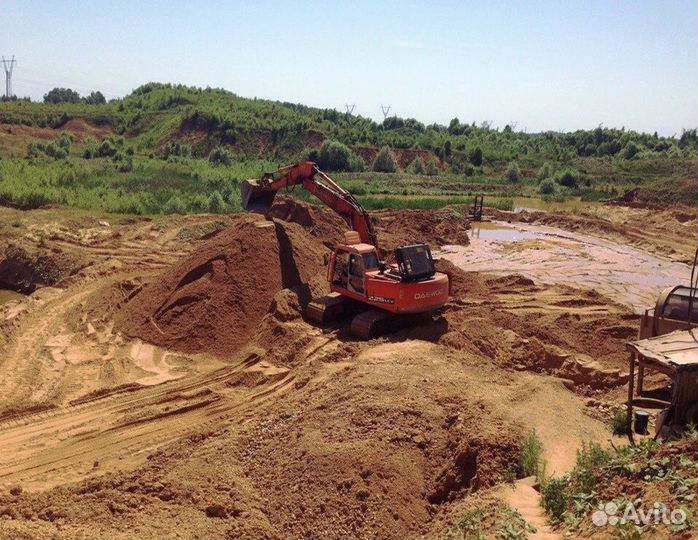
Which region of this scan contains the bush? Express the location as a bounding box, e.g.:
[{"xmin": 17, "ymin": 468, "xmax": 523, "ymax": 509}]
[
  {"xmin": 82, "ymin": 138, "xmax": 97, "ymax": 159},
  {"xmin": 540, "ymin": 476, "xmax": 569, "ymax": 521},
  {"xmin": 611, "ymin": 407, "xmax": 627, "ymax": 435},
  {"xmin": 318, "ymin": 140, "xmax": 349, "ymax": 171},
  {"xmin": 556, "ymin": 169, "xmax": 579, "ymax": 188},
  {"xmin": 26, "ymin": 143, "xmax": 40, "ymax": 159},
  {"xmin": 572, "ymin": 441, "xmax": 610, "ymax": 493},
  {"xmin": 208, "ymin": 146, "xmax": 233, "ymax": 166},
  {"xmin": 163, "ymin": 141, "xmax": 191, "ymax": 159},
  {"xmin": 44, "ymin": 142, "xmax": 67, "ymax": 160},
  {"xmin": 623, "ymin": 141, "xmax": 640, "ymax": 160},
  {"xmin": 163, "ymin": 196, "xmax": 187, "ymax": 215},
  {"xmin": 372, "ymin": 146, "xmax": 398, "ymax": 173},
  {"xmin": 347, "ymin": 153, "xmax": 366, "ymax": 172},
  {"xmin": 539, "ymin": 179, "xmax": 556, "ymax": 195},
  {"xmin": 117, "ymin": 156, "xmax": 133, "ymax": 173},
  {"xmin": 96, "ymin": 139, "xmax": 118, "ymax": 158},
  {"xmin": 505, "ymin": 161, "xmax": 521, "ymax": 183},
  {"xmin": 518, "ymin": 429, "xmax": 543, "ymax": 477},
  {"xmin": 537, "ymin": 162, "xmax": 551, "ymax": 179},
  {"xmin": 407, "ymin": 156, "xmax": 426, "ymax": 175},
  {"xmin": 189, "ymin": 194, "xmax": 208, "ymax": 213},
  {"xmin": 469, "ymin": 146, "xmax": 483, "ymax": 166},
  {"xmin": 82, "ymin": 91, "xmax": 106, "ymax": 105},
  {"xmin": 314, "ymin": 140, "xmax": 364, "ymax": 172},
  {"xmin": 424, "ymin": 159, "xmax": 439, "ymax": 176},
  {"xmin": 207, "ymin": 190, "xmax": 226, "ymax": 213},
  {"xmin": 43, "ymin": 87, "xmax": 80, "ymax": 104},
  {"xmin": 57, "ymin": 133, "xmax": 72, "ymax": 151}
]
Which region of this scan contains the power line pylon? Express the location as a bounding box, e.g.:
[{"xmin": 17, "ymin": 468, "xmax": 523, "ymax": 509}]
[
  {"xmin": 1, "ymin": 56, "xmax": 16, "ymax": 98},
  {"xmin": 380, "ymin": 104, "xmax": 392, "ymax": 119},
  {"xmin": 345, "ymin": 104, "xmax": 355, "ymax": 115}
]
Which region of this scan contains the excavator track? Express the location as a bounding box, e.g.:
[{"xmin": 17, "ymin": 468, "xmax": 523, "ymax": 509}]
[{"xmin": 350, "ymin": 309, "xmax": 433, "ymax": 340}]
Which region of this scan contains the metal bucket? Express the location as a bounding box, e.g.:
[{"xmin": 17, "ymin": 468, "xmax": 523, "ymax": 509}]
[
  {"xmin": 634, "ymin": 410, "xmax": 650, "ymax": 434},
  {"xmin": 240, "ymin": 179, "xmax": 276, "ymax": 212}
]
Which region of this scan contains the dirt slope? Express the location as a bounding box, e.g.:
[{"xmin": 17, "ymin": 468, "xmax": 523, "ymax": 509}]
[{"xmin": 114, "ymin": 216, "xmax": 326, "ymax": 357}]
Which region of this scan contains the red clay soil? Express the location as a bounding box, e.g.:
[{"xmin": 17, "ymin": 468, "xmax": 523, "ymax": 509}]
[
  {"xmin": 115, "ymin": 215, "xmax": 326, "ymax": 357},
  {"xmin": 160, "ymin": 123, "xmax": 325, "ymax": 158},
  {"xmin": 269, "ymin": 196, "xmax": 470, "ymax": 251}
]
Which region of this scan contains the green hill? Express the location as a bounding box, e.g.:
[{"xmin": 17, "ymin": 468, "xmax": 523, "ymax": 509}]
[{"xmin": 0, "ymin": 82, "xmax": 695, "ymax": 215}]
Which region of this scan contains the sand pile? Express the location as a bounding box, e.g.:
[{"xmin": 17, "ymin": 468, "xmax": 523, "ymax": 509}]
[
  {"xmin": 269, "ymin": 196, "xmax": 470, "ymax": 252},
  {"xmin": 373, "ymin": 207, "xmax": 470, "ymax": 249},
  {"xmin": 115, "ymin": 216, "xmax": 326, "ymax": 357},
  {"xmin": 0, "ymin": 341, "xmax": 522, "ymax": 540}
]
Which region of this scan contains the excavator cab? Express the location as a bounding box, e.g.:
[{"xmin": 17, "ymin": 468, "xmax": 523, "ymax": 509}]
[
  {"xmin": 393, "ymin": 244, "xmax": 436, "ymax": 282},
  {"xmin": 328, "ymin": 240, "xmax": 379, "ymax": 294}
]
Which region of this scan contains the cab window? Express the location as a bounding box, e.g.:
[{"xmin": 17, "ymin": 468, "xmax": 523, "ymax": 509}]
[
  {"xmin": 333, "ymin": 251, "xmax": 349, "ymax": 286},
  {"xmin": 362, "ymin": 252, "xmax": 379, "ymax": 270},
  {"xmin": 349, "ymin": 254, "xmax": 364, "ymax": 277}
]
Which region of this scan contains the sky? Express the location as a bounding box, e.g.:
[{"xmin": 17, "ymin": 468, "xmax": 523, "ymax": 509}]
[{"xmin": 2, "ymin": 0, "xmax": 696, "ymax": 136}]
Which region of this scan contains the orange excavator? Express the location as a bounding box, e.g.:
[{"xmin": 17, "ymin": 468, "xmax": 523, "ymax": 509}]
[{"xmin": 241, "ymin": 161, "xmax": 450, "ymax": 339}]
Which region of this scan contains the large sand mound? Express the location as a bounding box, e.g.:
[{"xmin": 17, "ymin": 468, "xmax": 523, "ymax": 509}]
[
  {"xmin": 115, "ymin": 216, "xmax": 326, "ymax": 357},
  {"xmin": 114, "ymin": 199, "xmax": 470, "ymax": 359}
]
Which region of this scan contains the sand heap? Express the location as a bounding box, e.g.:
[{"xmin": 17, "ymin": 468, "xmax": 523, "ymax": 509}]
[
  {"xmin": 115, "ymin": 216, "xmax": 326, "ymax": 357},
  {"xmin": 269, "ymin": 196, "xmax": 471, "ymax": 252}
]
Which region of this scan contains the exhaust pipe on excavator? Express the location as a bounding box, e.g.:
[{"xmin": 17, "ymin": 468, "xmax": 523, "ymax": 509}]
[{"xmin": 240, "ymin": 179, "xmax": 277, "ymax": 212}]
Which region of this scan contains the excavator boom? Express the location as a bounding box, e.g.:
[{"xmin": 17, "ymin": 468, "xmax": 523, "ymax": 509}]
[{"xmin": 241, "ymin": 161, "xmax": 379, "ymax": 254}]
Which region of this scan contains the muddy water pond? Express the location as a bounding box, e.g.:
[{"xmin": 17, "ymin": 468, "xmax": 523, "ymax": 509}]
[{"xmin": 439, "ymin": 221, "xmax": 690, "ymax": 313}]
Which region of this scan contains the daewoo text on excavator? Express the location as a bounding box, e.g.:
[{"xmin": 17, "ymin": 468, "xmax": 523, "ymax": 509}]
[{"xmin": 241, "ymin": 161, "xmax": 450, "ymax": 339}]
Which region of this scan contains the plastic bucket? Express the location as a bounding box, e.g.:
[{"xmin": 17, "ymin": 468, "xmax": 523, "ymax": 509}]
[{"xmin": 634, "ymin": 410, "xmax": 650, "ymax": 434}]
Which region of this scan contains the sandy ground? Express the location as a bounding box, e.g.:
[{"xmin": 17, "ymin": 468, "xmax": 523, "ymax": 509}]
[{"xmin": 0, "ymin": 201, "xmax": 694, "ymax": 538}]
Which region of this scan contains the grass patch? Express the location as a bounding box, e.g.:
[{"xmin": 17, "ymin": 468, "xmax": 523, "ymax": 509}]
[
  {"xmin": 518, "ymin": 429, "xmax": 544, "ymax": 478},
  {"xmin": 496, "ymin": 506, "xmax": 536, "ymax": 540},
  {"xmin": 539, "ymin": 435, "xmax": 698, "ymax": 537},
  {"xmin": 611, "ymin": 407, "xmax": 628, "ymax": 435},
  {"xmin": 447, "ymin": 503, "xmax": 535, "ymax": 540}
]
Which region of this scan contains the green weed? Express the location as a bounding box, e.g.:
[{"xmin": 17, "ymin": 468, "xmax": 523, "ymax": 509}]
[
  {"xmin": 518, "ymin": 429, "xmax": 544, "ymax": 478},
  {"xmin": 611, "ymin": 407, "xmax": 628, "ymax": 435}
]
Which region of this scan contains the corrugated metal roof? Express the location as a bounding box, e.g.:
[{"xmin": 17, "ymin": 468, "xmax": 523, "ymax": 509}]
[{"xmin": 627, "ymin": 329, "xmax": 698, "ymax": 369}]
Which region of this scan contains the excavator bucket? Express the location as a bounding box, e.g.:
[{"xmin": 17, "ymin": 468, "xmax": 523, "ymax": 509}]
[{"xmin": 240, "ymin": 179, "xmax": 277, "ymax": 212}]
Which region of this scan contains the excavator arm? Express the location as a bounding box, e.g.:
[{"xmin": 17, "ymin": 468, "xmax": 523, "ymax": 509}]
[{"xmin": 241, "ymin": 161, "xmax": 380, "ymax": 254}]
